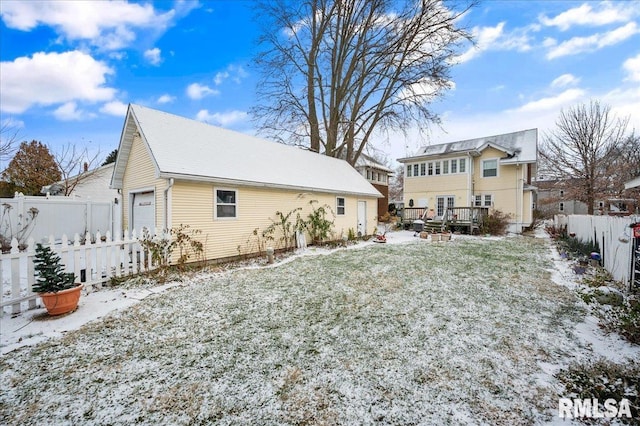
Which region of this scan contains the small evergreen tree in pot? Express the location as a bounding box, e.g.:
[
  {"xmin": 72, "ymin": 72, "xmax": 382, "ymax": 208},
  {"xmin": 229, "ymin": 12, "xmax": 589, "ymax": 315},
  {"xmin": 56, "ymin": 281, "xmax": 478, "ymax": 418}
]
[
  {"xmin": 32, "ymin": 243, "xmax": 76, "ymax": 293},
  {"xmin": 32, "ymin": 243, "xmax": 82, "ymax": 315}
]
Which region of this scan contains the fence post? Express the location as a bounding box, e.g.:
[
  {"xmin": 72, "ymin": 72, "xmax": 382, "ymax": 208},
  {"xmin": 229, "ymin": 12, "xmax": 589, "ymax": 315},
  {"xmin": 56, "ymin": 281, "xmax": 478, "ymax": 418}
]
[
  {"xmin": 26, "ymin": 238, "xmax": 36, "ymax": 310},
  {"xmin": 10, "ymin": 238, "xmax": 20, "ymax": 315}
]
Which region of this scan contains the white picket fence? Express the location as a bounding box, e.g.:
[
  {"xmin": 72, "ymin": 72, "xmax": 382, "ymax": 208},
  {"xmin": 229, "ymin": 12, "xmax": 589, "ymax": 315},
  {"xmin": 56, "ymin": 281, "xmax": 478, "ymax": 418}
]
[
  {"xmin": 1, "ymin": 229, "xmax": 161, "ymax": 316},
  {"xmin": 555, "ymin": 214, "xmax": 638, "ymax": 286}
]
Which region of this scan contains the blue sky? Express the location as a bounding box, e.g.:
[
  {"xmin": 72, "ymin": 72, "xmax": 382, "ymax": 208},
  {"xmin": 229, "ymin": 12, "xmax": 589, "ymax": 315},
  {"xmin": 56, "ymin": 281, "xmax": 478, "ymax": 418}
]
[{"xmin": 1, "ymin": 0, "xmax": 639, "ymax": 171}]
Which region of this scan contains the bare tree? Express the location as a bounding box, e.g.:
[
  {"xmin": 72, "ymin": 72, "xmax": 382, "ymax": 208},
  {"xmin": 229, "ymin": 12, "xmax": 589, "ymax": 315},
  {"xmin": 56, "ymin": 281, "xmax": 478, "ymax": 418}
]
[
  {"xmin": 0, "ymin": 119, "xmax": 20, "ymax": 162},
  {"xmin": 252, "ymin": 0, "xmax": 473, "ymax": 165},
  {"xmin": 53, "ymin": 143, "xmax": 101, "ymax": 196},
  {"xmin": 389, "ymin": 164, "xmax": 404, "ymax": 201},
  {"xmin": 539, "ymin": 100, "xmax": 631, "ymax": 215}
]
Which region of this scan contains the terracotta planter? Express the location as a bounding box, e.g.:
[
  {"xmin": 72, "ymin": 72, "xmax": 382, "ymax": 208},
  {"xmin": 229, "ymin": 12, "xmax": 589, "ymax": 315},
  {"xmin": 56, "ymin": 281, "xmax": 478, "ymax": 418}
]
[
  {"xmin": 431, "ymin": 233, "xmax": 441, "ymax": 242},
  {"xmin": 39, "ymin": 284, "xmax": 83, "ymax": 316}
]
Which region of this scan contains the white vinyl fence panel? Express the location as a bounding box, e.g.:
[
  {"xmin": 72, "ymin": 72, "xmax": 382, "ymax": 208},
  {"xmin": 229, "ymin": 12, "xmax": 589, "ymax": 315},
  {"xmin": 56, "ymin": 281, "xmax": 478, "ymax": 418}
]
[
  {"xmin": 0, "ymin": 194, "xmax": 118, "ymax": 247},
  {"xmin": 1, "ymin": 229, "xmax": 160, "ymax": 316},
  {"xmin": 555, "ymin": 214, "xmax": 638, "ymax": 285}
]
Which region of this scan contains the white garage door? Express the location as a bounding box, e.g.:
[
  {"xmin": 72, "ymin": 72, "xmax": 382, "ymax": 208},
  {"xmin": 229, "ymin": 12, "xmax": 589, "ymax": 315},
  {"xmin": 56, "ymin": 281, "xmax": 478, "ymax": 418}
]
[{"xmin": 132, "ymin": 191, "xmax": 155, "ymax": 235}]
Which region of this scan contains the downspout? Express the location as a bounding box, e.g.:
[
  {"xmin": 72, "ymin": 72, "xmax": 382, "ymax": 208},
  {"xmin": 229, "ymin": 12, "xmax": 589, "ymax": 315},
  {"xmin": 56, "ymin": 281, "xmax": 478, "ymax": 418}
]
[
  {"xmin": 468, "ymin": 152, "xmax": 474, "ymax": 206},
  {"xmin": 515, "ymin": 163, "xmax": 522, "ymax": 233},
  {"xmin": 164, "ymin": 178, "xmax": 174, "ymax": 231}
]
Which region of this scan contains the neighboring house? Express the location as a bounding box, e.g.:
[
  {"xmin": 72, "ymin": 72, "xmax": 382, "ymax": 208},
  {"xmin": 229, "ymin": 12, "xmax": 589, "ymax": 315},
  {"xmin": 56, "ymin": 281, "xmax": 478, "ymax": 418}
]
[
  {"xmin": 354, "ymin": 154, "xmax": 392, "ymax": 219},
  {"xmin": 110, "ymin": 104, "xmax": 382, "ymax": 262},
  {"xmin": 625, "ymin": 176, "xmax": 640, "ymax": 190},
  {"xmin": 42, "ymin": 163, "xmax": 118, "ymax": 201},
  {"xmin": 40, "ymin": 162, "xmax": 122, "ymax": 235},
  {"xmin": 538, "ymin": 178, "xmax": 637, "ymax": 216},
  {"xmin": 398, "ymin": 129, "xmax": 538, "ymax": 233},
  {"xmin": 536, "ymin": 179, "xmax": 588, "ymax": 216}
]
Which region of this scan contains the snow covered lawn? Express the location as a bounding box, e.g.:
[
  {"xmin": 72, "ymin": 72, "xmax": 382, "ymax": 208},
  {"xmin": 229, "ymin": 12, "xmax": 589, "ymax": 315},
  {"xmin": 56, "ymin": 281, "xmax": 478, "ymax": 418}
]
[{"xmin": 1, "ymin": 235, "xmax": 637, "ymax": 424}]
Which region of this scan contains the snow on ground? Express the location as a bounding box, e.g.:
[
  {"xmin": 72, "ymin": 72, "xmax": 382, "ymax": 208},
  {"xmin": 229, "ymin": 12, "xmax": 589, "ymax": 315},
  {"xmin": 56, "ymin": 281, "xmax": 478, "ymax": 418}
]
[
  {"xmin": 0, "ymin": 231, "xmax": 637, "ymax": 425},
  {"xmin": 1, "ymin": 282, "xmax": 183, "ymax": 355}
]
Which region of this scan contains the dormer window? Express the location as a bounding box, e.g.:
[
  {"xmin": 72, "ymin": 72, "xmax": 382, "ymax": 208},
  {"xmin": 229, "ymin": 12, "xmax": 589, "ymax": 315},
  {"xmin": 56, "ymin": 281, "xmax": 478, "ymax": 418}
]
[{"xmin": 482, "ymin": 159, "xmax": 498, "ymax": 177}]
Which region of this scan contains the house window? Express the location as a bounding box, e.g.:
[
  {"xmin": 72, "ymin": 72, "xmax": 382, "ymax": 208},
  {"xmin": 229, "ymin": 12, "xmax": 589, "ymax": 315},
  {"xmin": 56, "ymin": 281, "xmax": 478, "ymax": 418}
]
[
  {"xmin": 378, "ymin": 172, "xmax": 382, "ymax": 182},
  {"xmin": 407, "ymin": 165, "xmax": 412, "ymax": 177},
  {"xmin": 435, "ymin": 161, "xmax": 441, "ymax": 175},
  {"xmin": 413, "ymin": 164, "xmax": 419, "ymax": 176},
  {"xmin": 459, "ymin": 158, "xmax": 466, "ymax": 173},
  {"xmin": 428, "ymin": 162, "xmax": 433, "ymax": 176},
  {"xmin": 373, "ymin": 171, "xmax": 377, "ymax": 181},
  {"xmin": 482, "ymin": 159, "xmax": 498, "ymax": 177},
  {"xmin": 215, "ymin": 189, "xmax": 237, "ymax": 219},
  {"xmin": 559, "ymin": 202, "xmax": 564, "ymax": 212},
  {"xmin": 559, "ymin": 190, "xmax": 564, "ymax": 198},
  {"xmin": 451, "ymin": 159, "xmax": 457, "ymax": 174},
  {"xmin": 336, "ymin": 197, "xmax": 346, "ymax": 215},
  {"xmin": 474, "ymin": 194, "xmax": 493, "ymax": 207},
  {"xmin": 443, "ymin": 160, "xmax": 449, "ymax": 174},
  {"xmin": 420, "ymin": 163, "xmax": 426, "ymax": 176},
  {"xmin": 367, "ymin": 170, "xmax": 371, "ymax": 180}
]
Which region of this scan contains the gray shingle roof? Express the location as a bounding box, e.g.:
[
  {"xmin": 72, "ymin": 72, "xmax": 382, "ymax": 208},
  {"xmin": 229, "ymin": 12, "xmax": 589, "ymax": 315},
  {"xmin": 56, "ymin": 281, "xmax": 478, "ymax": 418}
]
[
  {"xmin": 111, "ymin": 104, "xmax": 381, "ymax": 198},
  {"xmin": 398, "ymin": 129, "xmax": 538, "ymax": 163}
]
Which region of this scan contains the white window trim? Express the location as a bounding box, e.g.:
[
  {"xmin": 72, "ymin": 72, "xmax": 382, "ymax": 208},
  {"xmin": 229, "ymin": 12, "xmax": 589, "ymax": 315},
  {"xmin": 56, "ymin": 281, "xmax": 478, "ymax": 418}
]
[
  {"xmin": 482, "ymin": 158, "xmax": 499, "ymax": 178},
  {"xmin": 474, "ymin": 193, "xmax": 493, "ymax": 207},
  {"xmin": 214, "ymin": 187, "xmax": 238, "ymax": 220},
  {"xmin": 336, "ymin": 196, "xmax": 346, "ymax": 215}
]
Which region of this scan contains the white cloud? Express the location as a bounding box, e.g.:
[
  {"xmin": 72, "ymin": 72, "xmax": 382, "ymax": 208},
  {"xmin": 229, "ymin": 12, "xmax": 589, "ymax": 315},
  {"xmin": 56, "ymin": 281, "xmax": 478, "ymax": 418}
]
[
  {"xmin": 623, "ymin": 52, "xmax": 640, "ymax": 82},
  {"xmin": 540, "ymin": 2, "xmax": 637, "ymax": 31},
  {"xmin": 550, "ymin": 74, "xmax": 580, "ymax": 88},
  {"xmin": 213, "ymin": 65, "xmax": 249, "ymax": 85},
  {"xmin": 195, "ymin": 110, "xmax": 248, "ymax": 126},
  {"xmin": 53, "ymin": 102, "xmax": 89, "ymax": 121},
  {"xmin": 0, "ymin": 1, "xmax": 176, "ymax": 50},
  {"xmin": 143, "ymin": 48, "xmax": 162, "ymax": 66},
  {"xmin": 514, "ymin": 88, "xmax": 586, "ymax": 113},
  {"xmin": 157, "ymin": 94, "xmax": 175, "ymax": 104},
  {"xmin": 457, "ymin": 22, "xmax": 533, "ymax": 63},
  {"xmin": 546, "ymin": 22, "xmax": 639, "ymax": 60},
  {"xmin": 0, "ymin": 51, "xmax": 115, "ymax": 114},
  {"xmin": 100, "ymin": 101, "xmax": 128, "ymax": 117},
  {"xmin": 186, "ymin": 83, "xmax": 219, "ymax": 100},
  {"xmin": 458, "ymin": 22, "xmax": 505, "ymax": 63}
]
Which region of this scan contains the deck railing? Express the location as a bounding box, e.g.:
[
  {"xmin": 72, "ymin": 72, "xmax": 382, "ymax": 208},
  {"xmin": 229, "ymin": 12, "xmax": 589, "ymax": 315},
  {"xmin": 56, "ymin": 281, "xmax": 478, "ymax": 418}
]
[
  {"xmin": 445, "ymin": 207, "xmax": 489, "ymax": 226},
  {"xmin": 402, "ymin": 207, "xmax": 426, "ymax": 222}
]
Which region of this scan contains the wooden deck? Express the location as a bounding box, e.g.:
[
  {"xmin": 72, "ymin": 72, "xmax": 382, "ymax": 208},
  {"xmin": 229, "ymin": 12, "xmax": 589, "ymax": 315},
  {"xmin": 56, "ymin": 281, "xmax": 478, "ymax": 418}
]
[{"xmin": 401, "ymin": 207, "xmax": 489, "ymax": 234}]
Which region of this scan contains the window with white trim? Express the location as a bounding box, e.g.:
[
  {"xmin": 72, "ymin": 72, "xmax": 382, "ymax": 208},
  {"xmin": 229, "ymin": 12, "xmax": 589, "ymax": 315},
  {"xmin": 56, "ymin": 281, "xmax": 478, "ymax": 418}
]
[
  {"xmin": 215, "ymin": 189, "xmax": 237, "ymax": 219},
  {"xmin": 474, "ymin": 194, "xmax": 493, "ymax": 207},
  {"xmin": 413, "ymin": 164, "xmax": 419, "ymax": 176},
  {"xmin": 420, "ymin": 163, "xmax": 426, "ymax": 176},
  {"xmin": 443, "ymin": 160, "xmax": 449, "ymax": 174},
  {"xmin": 428, "ymin": 162, "xmax": 433, "ymax": 176},
  {"xmin": 407, "ymin": 165, "xmax": 412, "ymax": 177},
  {"xmin": 451, "ymin": 159, "xmax": 457, "ymax": 174},
  {"xmin": 459, "ymin": 158, "xmax": 466, "ymax": 173},
  {"xmin": 336, "ymin": 197, "xmax": 345, "ymax": 215},
  {"xmin": 482, "ymin": 159, "xmax": 498, "ymax": 177},
  {"xmin": 435, "ymin": 161, "xmax": 441, "ymax": 175}
]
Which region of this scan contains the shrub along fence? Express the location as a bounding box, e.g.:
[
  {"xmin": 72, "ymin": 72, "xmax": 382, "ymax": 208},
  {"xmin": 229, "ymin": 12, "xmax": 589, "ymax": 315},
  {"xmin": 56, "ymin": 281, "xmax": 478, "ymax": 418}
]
[
  {"xmin": 1, "ymin": 229, "xmax": 158, "ymax": 316},
  {"xmin": 554, "ymin": 214, "xmax": 638, "ymax": 287}
]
